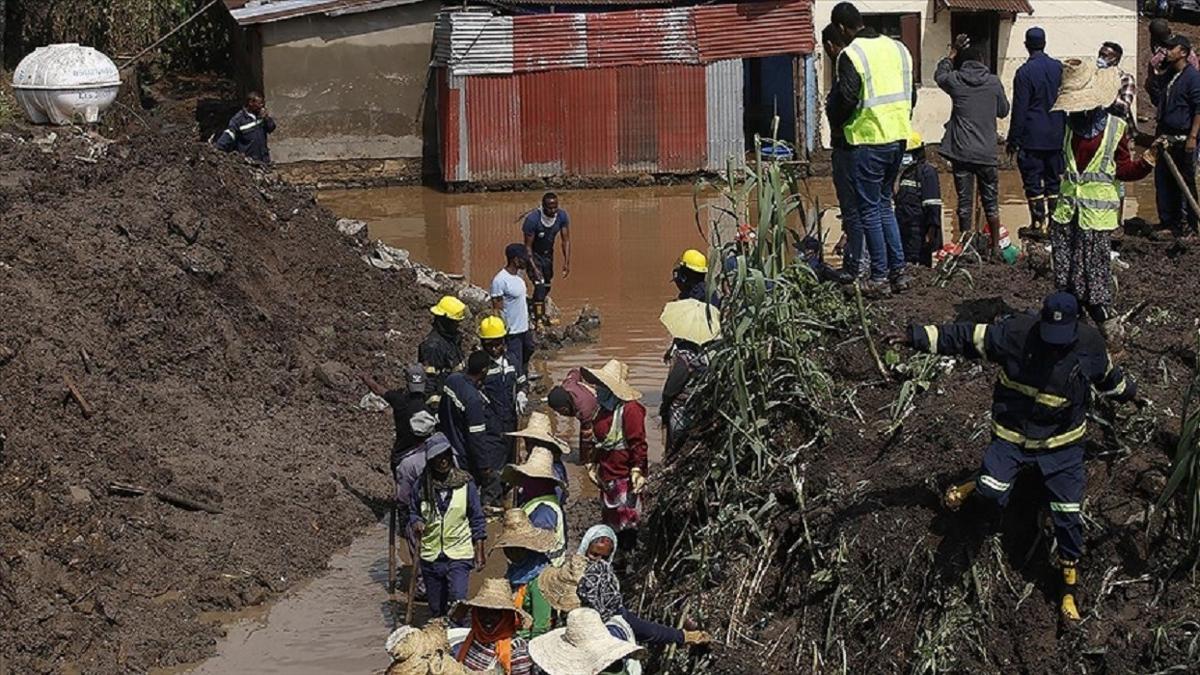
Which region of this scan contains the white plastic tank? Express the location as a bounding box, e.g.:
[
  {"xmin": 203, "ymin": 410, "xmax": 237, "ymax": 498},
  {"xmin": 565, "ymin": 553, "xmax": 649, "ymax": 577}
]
[{"xmin": 12, "ymin": 44, "xmax": 122, "ymax": 125}]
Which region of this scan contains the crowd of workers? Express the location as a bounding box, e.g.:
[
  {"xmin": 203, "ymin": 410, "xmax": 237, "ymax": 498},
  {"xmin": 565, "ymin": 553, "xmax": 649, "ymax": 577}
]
[{"xmin": 822, "ymin": 1, "xmax": 1174, "ymax": 625}]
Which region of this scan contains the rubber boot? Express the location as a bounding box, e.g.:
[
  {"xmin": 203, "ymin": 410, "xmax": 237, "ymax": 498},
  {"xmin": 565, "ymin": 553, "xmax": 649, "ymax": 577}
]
[
  {"xmin": 986, "ymin": 214, "xmax": 1002, "ymax": 259},
  {"xmin": 944, "ymin": 480, "xmax": 976, "ymax": 511},
  {"xmin": 1020, "ymin": 198, "xmax": 1048, "ymax": 241},
  {"xmin": 1059, "ymin": 558, "xmax": 1081, "ymax": 622}
]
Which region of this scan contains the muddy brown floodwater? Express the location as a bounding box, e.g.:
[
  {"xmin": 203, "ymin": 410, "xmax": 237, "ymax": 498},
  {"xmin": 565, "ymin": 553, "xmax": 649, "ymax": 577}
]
[{"xmin": 187, "ymin": 173, "xmax": 1154, "ymax": 673}]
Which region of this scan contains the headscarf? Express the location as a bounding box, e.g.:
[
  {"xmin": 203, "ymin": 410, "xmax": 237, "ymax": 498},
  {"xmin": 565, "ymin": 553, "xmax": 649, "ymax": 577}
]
[
  {"xmin": 597, "ymin": 385, "xmax": 621, "ymax": 412},
  {"xmin": 506, "ymin": 551, "xmax": 551, "ymax": 587},
  {"xmin": 577, "ymin": 525, "xmax": 618, "ymax": 560},
  {"xmin": 457, "ymin": 608, "xmax": 517, "ymax": 673},
  {"xmin": 577, "ymin": 559, "xmax": 624, "ymax": 621}
]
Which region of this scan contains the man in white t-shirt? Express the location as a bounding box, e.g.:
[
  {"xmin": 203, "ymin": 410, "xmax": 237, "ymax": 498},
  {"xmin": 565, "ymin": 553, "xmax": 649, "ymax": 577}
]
[{"xmin": 491, "ymin": 243, "xmax": 534, "ymax": 368}]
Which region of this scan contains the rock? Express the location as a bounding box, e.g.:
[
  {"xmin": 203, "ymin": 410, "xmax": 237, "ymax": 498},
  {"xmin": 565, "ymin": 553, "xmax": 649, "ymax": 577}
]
[
  {"xmin": 313, "ymin": 361, "xmax": 354, "ymax": 390},
  {"xmin": 457, "ymin": 285, "xmax": 490, "ymax": 308},
  {"xmin": 415, "ymin": 269, "xmax": 441, "ymax": 291},
  {"xmin": 176, "ymin": 246, "xmax": 226, "ymax": 280},
  {"xmin": 336, "ymin": 218, "xmax": 367, "ymax": 237},
  {"xmin": 313, "ymin": 325, "xmax": 336, "ymax": 339},
  {"xmin": 365, "ymin": 242, "xmax": 411, "ymax": 270},
  {"xmin": 637, "ymin": 173, "xmax": 655, "ymax": 187},
  {"xmin": 169, "ymin": 208, "xmax": 204, "ymax": 243},
  {"xmin": 0, "ymin": 344, "xmax": 15, "ymax": 366},
  {"xmin": 68, "ymin": 486, "xmax": 92, "ymax": 504}
]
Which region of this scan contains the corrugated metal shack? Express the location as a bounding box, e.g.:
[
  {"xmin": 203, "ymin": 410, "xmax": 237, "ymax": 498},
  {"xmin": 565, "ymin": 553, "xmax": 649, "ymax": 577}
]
[{"xmin": 435, "ymin": 0, "xmax": 815, "ymax": 185}]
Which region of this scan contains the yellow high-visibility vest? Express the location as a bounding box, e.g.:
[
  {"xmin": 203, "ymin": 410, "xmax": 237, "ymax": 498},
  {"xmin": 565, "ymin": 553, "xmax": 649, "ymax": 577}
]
[
  {"xmin": 1053, "ymin": 115, "xmax": 1127, "ymax": 231},
  {"xmin": 841, "ymin": 35, "xmax": 914, "ymax": 146},
  {"xmin": 419, "ymin": 484, "xmax": 474, "ymax": 562}
]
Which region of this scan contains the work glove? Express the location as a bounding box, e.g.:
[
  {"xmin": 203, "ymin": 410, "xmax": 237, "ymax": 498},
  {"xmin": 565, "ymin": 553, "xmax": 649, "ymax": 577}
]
[
  {"xmin": 585, "ymin": 463, "xmax": 601, "ymax": 488},
  {"xmin": 516, "ymin": 391, "xmax": 529, "ymax": 416},
  {"xmin": 683, "ymin": 630, "xmax": 712, "ymax": 645},
  {"xmin": 630, "ymin": 467, "xmax": 647, "ymax": 494}
]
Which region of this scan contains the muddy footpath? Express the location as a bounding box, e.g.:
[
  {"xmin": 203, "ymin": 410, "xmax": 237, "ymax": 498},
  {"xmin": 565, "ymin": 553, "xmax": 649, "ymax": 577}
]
[{"xmin": 0, "ymin": 110, "xmax": 510, "ymax": 671}]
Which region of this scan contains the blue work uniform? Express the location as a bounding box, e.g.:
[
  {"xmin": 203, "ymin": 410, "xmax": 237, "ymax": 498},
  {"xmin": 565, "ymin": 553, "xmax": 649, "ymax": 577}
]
[
  {"xmin": 1154, "ymin": 64, "xmax": 1200, "ymax": 234},
  {"xmin": 909, "ymin": 313, "xmax": 1135, "ymax": 561},
  {"xmin": 895, "ymin": 160, "xmax": 943, "ymax": 266},
  {"xmin": 482, "ymin": 353, "xmax": 523, "ymax": 500},
  {"xmin": 522, "ymin": 209, "xmax": 569, "ymax": 303},
  {"xmin": 215, "ymin": 109, "xmax": 276, "ymax": 163},
  {"xmin": 1009, "ymin": 51, "xmax": 1066, "ymax": 217}
]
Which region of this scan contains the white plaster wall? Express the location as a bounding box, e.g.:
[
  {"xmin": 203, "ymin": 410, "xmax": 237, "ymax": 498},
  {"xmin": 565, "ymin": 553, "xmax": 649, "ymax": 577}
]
[{"xmin": 814, "ymin": 0, "xmax": 1138, "ymax": 148}]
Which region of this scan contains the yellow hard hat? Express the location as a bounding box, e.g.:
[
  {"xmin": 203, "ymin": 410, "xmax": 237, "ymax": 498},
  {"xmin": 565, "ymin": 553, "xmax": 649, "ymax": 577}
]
[
  {"xmin": 478, "ymin": 315, "xmax": 507, "ymax": 340},
  {"xmin": 430, "ymin": 295, "xmax": 467, "ymax": 321},
  {"xmin": 906, "ymin": 131, "xmax": 924, "ymax": 151},
  {"xmin": 678, "ymin": 249, "xmax": 708, "ymax": 274}
]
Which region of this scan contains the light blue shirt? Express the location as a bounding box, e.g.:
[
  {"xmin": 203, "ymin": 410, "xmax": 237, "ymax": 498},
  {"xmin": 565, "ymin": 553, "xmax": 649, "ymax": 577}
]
[{"xmin": 490, "ymin": 268, "xmax": 530, "ymax": 334}]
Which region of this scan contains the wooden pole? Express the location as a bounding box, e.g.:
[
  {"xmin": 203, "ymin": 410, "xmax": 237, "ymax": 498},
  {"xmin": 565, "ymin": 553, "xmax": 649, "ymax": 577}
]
[
  {"xmin": 1160, "ymin": 146, "xmax": 1200, "ymax": 222},
  {"xmin": 388, "ymin": 503, "xmax": 398, "ymax": 621}
]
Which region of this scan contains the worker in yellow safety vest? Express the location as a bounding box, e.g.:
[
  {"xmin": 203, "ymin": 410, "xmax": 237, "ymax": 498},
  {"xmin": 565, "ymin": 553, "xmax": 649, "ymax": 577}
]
[
  {"xmin": 828, "ymin": 1, "xmax": 917, "ymax": 298},
  {"xmin": 408, "ymin": 439, "xmax": 487, "ymax": 617},
  {"xmin": 1048, "ymin": 58, "xmax": 1155, "ymax": 352}
]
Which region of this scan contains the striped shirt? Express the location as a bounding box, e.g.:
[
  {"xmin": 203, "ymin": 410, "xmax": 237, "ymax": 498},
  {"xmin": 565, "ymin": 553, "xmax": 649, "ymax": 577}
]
[{"xmin": 458, "ymin": 638, "xmax": 533, "ymax": 675}]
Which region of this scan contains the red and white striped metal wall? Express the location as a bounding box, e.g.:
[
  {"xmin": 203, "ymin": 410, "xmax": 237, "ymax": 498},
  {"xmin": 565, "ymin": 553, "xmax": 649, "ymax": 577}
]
[{"xmin": 436, "ymin": 1, "xmax": 814, "ymax": 184}]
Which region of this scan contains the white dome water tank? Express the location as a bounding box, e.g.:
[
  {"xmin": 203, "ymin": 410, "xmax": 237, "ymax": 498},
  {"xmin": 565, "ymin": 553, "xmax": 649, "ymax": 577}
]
[{"xmin": 12, "ymin": 44, "xmax": 122, "ymax": 125}]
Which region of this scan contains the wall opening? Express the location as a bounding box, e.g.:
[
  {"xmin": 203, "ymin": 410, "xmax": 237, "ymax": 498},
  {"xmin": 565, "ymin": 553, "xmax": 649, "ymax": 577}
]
[
  {"xmin": 862, "ymin": 12, "xmax": 922, "ymax": 82},
  {"xmin": 950, "ymin": 10, "xmax": 1000, "ymax": 73},
  {"xmin": 743, "ymin": 55, "xmax": 797, "ymax": 147}
]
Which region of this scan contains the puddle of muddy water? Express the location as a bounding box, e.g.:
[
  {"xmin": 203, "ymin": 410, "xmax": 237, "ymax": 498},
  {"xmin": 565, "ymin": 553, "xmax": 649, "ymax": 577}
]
[{"xmin": 189, "ymin": 174, "xmax": 1154, "ymax": 673}]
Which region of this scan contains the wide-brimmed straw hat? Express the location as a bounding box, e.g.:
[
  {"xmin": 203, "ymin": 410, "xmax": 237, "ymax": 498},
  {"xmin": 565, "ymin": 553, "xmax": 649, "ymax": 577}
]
[
  {"xmin": 529, "ymin": 608, "xmax": 645, "ymax": 675},
  {"xmin": 537, "ymin": 555, "xmax": 590, "ymax": 612},
  {"xmin": 451, "ymin": 578, "xmax": 531, "ymax": 626},
  {"xmin": 491, "ymin": 508, "xmax": 558, "ymax": 553},
  {"xmin": 582, "ymin": 359, "xmax": 642, "ymax": 402},
  {"xmin": 501, "ymin": 446, "xmax": 565, "ymax": 486},
  {"xmin": 1052, "ymin": 59, "xmax": 1121, "ymax": 113},
  {"xmin": 505, "ymin": 412, "xmax": 570, "ymax": 455}
]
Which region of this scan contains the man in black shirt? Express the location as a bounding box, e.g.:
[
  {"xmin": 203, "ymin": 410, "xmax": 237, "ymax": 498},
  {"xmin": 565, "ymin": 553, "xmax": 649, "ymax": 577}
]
[{"xmin": 361, "ymin": 365, "xmax": 436, "ymax": 471}]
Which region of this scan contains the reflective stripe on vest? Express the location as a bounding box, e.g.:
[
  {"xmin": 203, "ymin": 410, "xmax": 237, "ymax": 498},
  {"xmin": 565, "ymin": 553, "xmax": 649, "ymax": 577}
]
[
  {"xmin": 420, "ymin": 484, "xmax": 474, "ymax": 561},
  {"xmin": 1053, "ymin": 115, "xmax": 1126, "ymax": 231},
  {"xmin": 522, "ymin": 495, "xmax": 566, "ymax": 565},
  {"xmin": 843, "ymin": 36, "xmax": 914, "ymax": 146}
]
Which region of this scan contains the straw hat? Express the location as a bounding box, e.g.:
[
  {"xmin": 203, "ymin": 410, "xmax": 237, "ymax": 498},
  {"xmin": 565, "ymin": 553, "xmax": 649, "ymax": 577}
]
[
  {"xmin": 505, "ymin": 412, "xmax": 570, "ymax": 456},
  {"xmin": 452, "ymin": 578, "xmax": 532, "ymax": 626},
  {"xmin": 491, "ymin": 508, "xmax": 559, "ymax": 553},
  {"xmin": 1052, "ymin": 59, "xmax": 1121, "ymax": 113},
  {"xmin": 582, "ymin": 359, "xmax": 642, "ymax": 402},
  {"xmin": 528, "ymin": 608, "xmax": 645, "ymax": 675},
  {"xmin": 501, "ymin": 446, "xmax": 565, "ymax": 486},
  {"xmin": 537, "ymin": 555, "xmax": 590, "ymax": 612}
]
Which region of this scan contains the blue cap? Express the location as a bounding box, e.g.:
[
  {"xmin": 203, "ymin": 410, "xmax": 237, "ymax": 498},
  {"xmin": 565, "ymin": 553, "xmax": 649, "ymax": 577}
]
[
  {"xmin": 505, "ymin": 242, "xmax": 529, "ymax": 262},
  {"xmin": 423, "ymin": 433, "xmax": 453, "ymax": 460},
  {"xmin": 1039, "ymin": 292, "xmax": 1079, "ymax": 345},
  {"xmin": 1025, "ymin": 27, "xmax": 1046, "ymax": 49}
]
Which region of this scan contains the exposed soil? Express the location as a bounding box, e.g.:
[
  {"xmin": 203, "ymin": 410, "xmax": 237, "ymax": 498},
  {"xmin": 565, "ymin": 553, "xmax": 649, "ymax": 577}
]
[
  {"xmin": 0, "ymin": 108, "xmax": 459, "ymax": 671},
  {"xmin": 632, "ymin": 235, "xmax": 1200, "ymax": 672}
]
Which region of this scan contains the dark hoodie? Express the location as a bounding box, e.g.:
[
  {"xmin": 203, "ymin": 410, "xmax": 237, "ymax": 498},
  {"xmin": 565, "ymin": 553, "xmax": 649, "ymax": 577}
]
[{"xmin": 935, "ymin": 58, "xmax": 1010, "ymax": 166}]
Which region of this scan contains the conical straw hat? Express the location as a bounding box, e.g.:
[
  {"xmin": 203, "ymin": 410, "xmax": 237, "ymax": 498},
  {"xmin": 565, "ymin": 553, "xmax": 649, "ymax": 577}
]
[
  {"xmin": 1052, "ymin": 58, "xmax": 1121, "ymax": 113},
  {"xmin": 528, "ymin": 608, "xmax": 644, "ymax": 675},
  {"xmin": 501, "ymin": 446, "xmax": 565, "ymax": 486},
  {"xmin": 491, "ymin": 508, "xmax": 558, "ymax": 553},
  {"xmin": 537, "ymin": 555, "xmax": 589, "ymax": 613},
  {"xmin": 660, "ymin": 298, "xmax": 721, "ymax": 345},
  {"xmin": 449, "ymin": 578, "xmax": 532, "ymax": 627},
  {"xmin": 505, "ymin": 412, "xmax": 570, "ymax": 455},
  {"xmin": 582, "ymin": 359, "xmax": 641, "ymax": 402}
]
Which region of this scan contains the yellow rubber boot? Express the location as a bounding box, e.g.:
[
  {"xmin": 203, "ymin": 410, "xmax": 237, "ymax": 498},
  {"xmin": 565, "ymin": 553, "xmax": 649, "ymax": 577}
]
[
  {"xmin": 1060, "ymin": 559, "xmax": 1081, "ymax": 622},
  {"xmin": 943, "ymin": 480, "xmax": 976, "ymax": 511}
]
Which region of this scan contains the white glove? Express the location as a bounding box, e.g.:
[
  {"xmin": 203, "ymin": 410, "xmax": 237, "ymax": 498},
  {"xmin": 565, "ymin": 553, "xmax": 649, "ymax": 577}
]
[{"xmin": 516, "ymin": 391, "xmax": 529, "ymax": 416}]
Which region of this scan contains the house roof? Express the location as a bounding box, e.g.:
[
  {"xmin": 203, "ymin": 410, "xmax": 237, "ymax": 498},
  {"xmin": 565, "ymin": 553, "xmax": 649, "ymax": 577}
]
[
  {"xmin": 938, "ymin": 0, "xmax": 1034, "ymax": 13},
  {"xmin": 222, "ymin": 0, "xmax": 424, "ymax": 25}
]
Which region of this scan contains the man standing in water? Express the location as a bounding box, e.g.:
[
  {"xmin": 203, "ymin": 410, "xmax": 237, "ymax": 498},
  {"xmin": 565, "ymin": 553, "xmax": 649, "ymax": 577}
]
[{"xmin": 522, "ymin": 193, "xmax": 571, "ymax": 328}]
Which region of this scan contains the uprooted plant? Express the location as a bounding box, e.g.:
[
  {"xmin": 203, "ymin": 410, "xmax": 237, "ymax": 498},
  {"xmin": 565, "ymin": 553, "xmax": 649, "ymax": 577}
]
[{"xmin": 1158, "ymin": 330, "xmax": 1200, "ymax": 564}]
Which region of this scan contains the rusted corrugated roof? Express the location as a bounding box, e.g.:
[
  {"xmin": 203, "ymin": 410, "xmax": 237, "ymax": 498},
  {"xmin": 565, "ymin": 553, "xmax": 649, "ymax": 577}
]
[
  {"xmin": 694, "ymin": 0, "xmax": 814, "ymax": 61},
  {"xmin": 223, "ymin": 0, "xmax": 423, "ymax": 26},
  {"xmin": 938, "ymin": 0, "xmax": 1033, "ymax": 13},
  {"xmin": 586, "ymin": 8, "xmax": 698, "ymax": 68}
]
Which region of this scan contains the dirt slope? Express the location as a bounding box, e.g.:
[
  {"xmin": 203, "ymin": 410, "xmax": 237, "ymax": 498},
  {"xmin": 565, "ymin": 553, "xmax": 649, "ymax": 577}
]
[
  {"xmin": 0, "ymin": 124, "xmax": 444, "ymax": 672},
  {"xmin": 634, "ymin": 237, "xmax": 1200, "ymax": 673}
]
